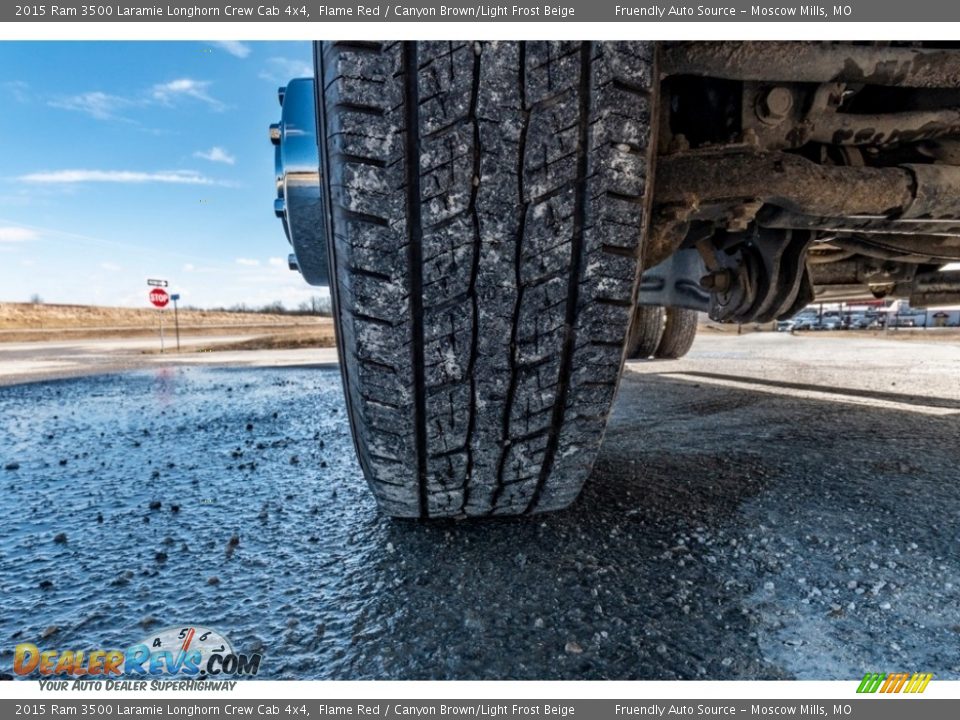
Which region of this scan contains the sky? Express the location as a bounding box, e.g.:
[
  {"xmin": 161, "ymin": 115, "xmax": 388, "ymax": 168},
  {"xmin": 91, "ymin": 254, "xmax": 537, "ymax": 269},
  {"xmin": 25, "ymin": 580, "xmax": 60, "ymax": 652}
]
[
  {"xmin": 2, "ymin": 42, "xmax": 955, "ymax": 311},
  {"xmin": 0, "ymin": 41, "xmax": 322, "ymax": 309}
]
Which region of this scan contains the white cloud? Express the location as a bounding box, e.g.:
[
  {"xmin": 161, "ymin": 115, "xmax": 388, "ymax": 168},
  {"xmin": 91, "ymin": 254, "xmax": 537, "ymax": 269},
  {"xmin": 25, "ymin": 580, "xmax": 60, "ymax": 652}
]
[
  {"xmin": 193, "ymin": 146, "xmax": 236, "ymax": 165},
  {"xmin": 4, "ymin": 80, "xmax": 29, "ymax": 103},
  {"xmin": 235, "ymin": 258, "xmax": 260, "ymax": 266},
  {"xmin": 268, "ymin": 257, "xmax": 287, "ymax": 268},
  {"xmin": 259, "ymin": 57, "xmax": 313, "ymax": 83},
  {"xmin": 211, "ymin": 41, "xmax": 251, "ymax": 58},
  {"xmin": 151, "ymin": 78, "xmax": 225, "ymax": 110},
  {"xmin": 48, "ymin": 91, "xmax": 133, "ymax": 121},
  {"xmin": 19, "ymin": 169, "xmax": 218, "ymax": 186},
  {"xmin": 49, "ymin": 77, "xmax": 226, "ymax": 123},
  {"xmin": 0, "ymin": 226, "xmax": 38, "ymax": 243},
  {"xmin": 100, "ymin": 262, "xmax": 122, "ymax": 272},
  {"xmin": 183, "ymin": 263, "xmax": 196, "ymax": 272}
]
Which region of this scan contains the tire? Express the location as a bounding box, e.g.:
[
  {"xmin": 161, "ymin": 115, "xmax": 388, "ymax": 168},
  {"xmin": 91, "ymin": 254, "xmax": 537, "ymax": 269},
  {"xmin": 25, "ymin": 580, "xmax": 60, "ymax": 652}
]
[
  {"xmin": 655, "ymin": 307, "xmax": 698, "ymax": 359},
  {"xmin": 626, "ymin": 305, "xmax": 665, "ymax": 359},
  {"xmin": 317, "ymin": 41, "xmax": 656, "ymax": 517}
]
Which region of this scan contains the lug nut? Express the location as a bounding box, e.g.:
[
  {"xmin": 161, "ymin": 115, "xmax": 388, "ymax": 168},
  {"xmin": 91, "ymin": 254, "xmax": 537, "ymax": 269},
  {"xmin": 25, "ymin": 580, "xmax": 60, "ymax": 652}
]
[
  {"xmin": 288, "ymin": 253, "xmax": 300, "ymax": 272},
  {"xmin": 700, "ymin": 270, "xmax": 732, "ymax": 292},
  {"xmin": 269, "ymin": 123, "xmax": 281, "ymax": 145},
  {"xmin": 274, "ymin": 198, "xmax": 286, "ymax": 218},
  {"xmin": 759, "ymin": 86, "xmax": 793, "ymax": 124},
  {"xmin": 277, "ymin": 86, "xmax": 286, "ymax": 106}
]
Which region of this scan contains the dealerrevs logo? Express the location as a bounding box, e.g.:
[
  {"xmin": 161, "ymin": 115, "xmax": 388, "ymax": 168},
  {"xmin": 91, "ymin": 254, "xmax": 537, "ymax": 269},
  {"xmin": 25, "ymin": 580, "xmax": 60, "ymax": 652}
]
[{"xmin": 13, "ymin": 626, "xmax": 261, "ymax": 678}]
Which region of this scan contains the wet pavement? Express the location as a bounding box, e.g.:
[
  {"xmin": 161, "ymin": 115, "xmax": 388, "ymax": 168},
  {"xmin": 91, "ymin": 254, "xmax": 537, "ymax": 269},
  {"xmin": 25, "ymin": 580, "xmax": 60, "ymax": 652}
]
[
  {"xmin": 0, "ymin": 336, "xmax": 339, "ymax": 386},
  {"xmin": 1, "ymin": 333, "xmax": 959, "ymax": 680}
]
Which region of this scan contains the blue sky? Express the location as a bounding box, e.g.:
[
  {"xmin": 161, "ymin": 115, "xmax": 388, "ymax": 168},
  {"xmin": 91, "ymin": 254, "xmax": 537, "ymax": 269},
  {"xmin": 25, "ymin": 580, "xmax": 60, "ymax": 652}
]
[{"xmin": 0, "ymin": 41, "xmax": 320, "ymax": 309}]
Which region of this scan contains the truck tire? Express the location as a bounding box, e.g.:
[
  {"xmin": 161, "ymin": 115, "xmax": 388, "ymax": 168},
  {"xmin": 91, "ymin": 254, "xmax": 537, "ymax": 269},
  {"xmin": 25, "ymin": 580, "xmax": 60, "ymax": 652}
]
[
  {"xmin": 316, "ymin": 41, "xmax": 656, "ymax": 517},
  {"xmin": 655, "ymin": 307, "xmax": 698, "ymax": 359},
  {"xmin": 627, "ymin": 305, "xmax": 665, "ymax": 359}
]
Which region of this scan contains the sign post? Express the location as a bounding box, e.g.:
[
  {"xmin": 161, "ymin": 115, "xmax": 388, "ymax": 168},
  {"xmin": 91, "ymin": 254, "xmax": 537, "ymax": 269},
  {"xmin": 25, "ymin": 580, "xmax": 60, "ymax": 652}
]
[
  {"xmin": 148, "ymin": 285, "xmax": 171, "ymax": 353},
  {"xmin": 171, "ymin": 293, "xmax": 181, "ymax": 352}
]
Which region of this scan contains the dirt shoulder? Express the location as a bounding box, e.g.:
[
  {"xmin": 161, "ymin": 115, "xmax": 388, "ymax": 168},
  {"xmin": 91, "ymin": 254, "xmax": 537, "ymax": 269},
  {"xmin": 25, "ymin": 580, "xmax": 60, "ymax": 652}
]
[{"xmin": 147, "ymin": 327, "xmax": 336, "ymax": 354}]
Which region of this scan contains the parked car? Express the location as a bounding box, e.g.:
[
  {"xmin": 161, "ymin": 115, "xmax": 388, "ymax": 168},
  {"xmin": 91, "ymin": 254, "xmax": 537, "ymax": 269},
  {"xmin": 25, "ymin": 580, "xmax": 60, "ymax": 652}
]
[{"xmin": 890, "ymin": 317, "xmax": 917, "ymax": 327}]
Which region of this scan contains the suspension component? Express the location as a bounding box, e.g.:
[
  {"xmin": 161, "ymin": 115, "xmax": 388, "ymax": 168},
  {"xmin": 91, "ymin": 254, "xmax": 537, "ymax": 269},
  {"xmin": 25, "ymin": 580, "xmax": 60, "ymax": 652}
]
[
  {"xmin": 695, "ymin": 229, "xmax": 816, "ymax": 324},
  {"xmin": 662, "ymin": 42, "xmax": 960, "ymax": 88}
]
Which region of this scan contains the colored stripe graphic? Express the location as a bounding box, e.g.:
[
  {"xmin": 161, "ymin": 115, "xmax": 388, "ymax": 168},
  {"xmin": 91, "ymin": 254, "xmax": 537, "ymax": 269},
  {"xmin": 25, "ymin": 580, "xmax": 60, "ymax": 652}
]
[
  {"xmin": 910, "ymin": 673, "xmax": 934, "ymax": 693},
  {"xmin": 857, "ymin": 672, "xmax": 933, "ymax": 693},
  {"xmin": 857, "ymin": 672, "xmax": 885, "ymax": 693}
]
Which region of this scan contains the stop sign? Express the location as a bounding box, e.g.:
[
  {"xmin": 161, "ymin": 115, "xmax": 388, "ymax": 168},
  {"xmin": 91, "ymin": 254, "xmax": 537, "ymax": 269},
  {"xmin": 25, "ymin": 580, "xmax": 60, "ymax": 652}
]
[{"xmin": 149, "ymin": 288, "xmax": 169, "ymax": 308}]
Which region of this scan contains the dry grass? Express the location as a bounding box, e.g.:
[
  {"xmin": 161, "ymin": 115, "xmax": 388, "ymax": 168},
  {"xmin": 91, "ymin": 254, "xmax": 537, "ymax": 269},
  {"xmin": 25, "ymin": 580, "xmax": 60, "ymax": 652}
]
[
  {"xmin": 0, "ymin": 302, "xmax": 332, "ymax": 343},
  {"xmin": 180, "ymin": 328, "xmax": 336, "ymax": 353}
]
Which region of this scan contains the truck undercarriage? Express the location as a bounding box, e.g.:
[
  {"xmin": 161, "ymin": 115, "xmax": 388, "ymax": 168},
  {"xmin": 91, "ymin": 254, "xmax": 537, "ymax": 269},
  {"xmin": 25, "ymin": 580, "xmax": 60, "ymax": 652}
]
[
  {"xmin": 269, "ymin": 41, "xmax": 960, "ymax": 517},
  {"xmin": 645, "ymin": 41, "xmax": 960, "ymax": 323}
]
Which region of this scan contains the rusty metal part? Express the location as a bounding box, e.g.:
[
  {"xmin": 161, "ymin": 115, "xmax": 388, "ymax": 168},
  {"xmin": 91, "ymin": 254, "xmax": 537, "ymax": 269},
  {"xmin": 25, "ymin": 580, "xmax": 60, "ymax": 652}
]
[
  {"xmin": 902, "ymin": 163, "xmax": 960, "ymax": 218},
  {"xmin": 654, "ymin": 150, "xmax": 915, "ymax": 218},
  {"xmin": 655, "ymin": 150, "xmax": 960, "ymax": 227},
  {"xmin": 808, "ymin": 257, "xmax": 917, "ymax": 287},
  {"xmin": 807, "ymin": 108, "xmax": 960, "ymax": 147},
  {"xmin": 781, "ymin": 267, "xmax": 815, "ymax": 319},
  {"xmin": 645, "ymin": 206, "xmax": 718, "ymax": 270},
  {"xmin": 662, "ymin": 42, "xmax": 960, "ymax": 88},
  {"xmin": 737, "ymin": 84, "xmax": 960, "ymax": 151},
  {"xmin": 751, "ymin": 230, "xmax": 816, "ymax": 323},
  {"xmin": 757, "ymin": 86, "xmax": 793, "ymax": 124},
  {"xmin": 698, "ymin": 228, "xmax": 816, "ymax": 324},
  {"xmin": 807, "ymin": 246, "xmax": 857, "ymax": 264},
  {"xmin": 805, "ymin": 248, "xmax": 959, "ymax": 305},
  {"xmin": 753, "ymin": 107, "xmax": 960, "ymax": 150},
  {"xmin": 830, "ymin": 234, "xmax": 960, "ymax": 262},
  {"xmin": 758, "ymin": 209, "xmax": 960, "ymax": 237},
  {"xmin": 700, "ymin": 270, "xmax": 733, "ymax": 291},
  {"xmin": 925, "ymin": 139, "xmax": 960, "ymax": 164},
  {"xmin": 645, "ymin": 225, "xmax": 686, "ymax": 270},
  {"xmin": 810, "ymin": 283, "xmax": 902, "ymax": 302},
  {"xmin": 911, "ymin": 269, "xmax": 960, "ymax": 306}
]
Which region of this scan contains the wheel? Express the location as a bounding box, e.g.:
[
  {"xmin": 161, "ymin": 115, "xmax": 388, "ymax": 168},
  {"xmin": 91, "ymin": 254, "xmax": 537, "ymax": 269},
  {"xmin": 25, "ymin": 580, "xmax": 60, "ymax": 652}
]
[
  {"xmin": 627, "ymin": 305, "xmax": 665, "ymax": 359},
  {"xmin": 655, "ymin": 307, "xmax": 698, "ymax": 359},
  {"xmin": 317, "ymin": 41, "xmax": 656, "ymax": 517}
]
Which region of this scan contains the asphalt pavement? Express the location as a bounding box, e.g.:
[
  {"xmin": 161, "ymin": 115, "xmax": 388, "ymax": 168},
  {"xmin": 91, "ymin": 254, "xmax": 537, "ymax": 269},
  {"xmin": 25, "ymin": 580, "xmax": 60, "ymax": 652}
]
[{"xmin": 1, "ymin": 332, "xmax": 958, "ymax": 680}]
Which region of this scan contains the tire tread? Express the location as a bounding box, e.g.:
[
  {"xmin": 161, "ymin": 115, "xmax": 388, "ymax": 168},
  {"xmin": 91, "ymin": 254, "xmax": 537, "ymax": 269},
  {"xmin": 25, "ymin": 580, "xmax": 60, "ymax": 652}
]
[
  {"xmin": 655, "ymin": 307, "xmax": 699, "ymax": 359},
  {"xmin": 319, "ymin": 41, "xmax": 654, "ymax": 517}
]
